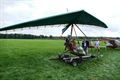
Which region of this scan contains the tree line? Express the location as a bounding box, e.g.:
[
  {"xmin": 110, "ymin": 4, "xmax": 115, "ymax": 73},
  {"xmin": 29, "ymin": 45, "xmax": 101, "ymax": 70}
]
[
  {"xmin": 0, "ymin": 33, "xmax": 119, "ymax": 39},
  {"xmin": 0, "ymin": 34, "xmax": 53, "ymax": 39}
]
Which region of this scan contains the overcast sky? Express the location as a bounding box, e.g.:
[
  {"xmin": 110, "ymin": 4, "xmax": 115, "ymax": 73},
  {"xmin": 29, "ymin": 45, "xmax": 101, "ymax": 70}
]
[{"xmin": 0, "ymin": 0, "xmax": 120, "ymax": 37}]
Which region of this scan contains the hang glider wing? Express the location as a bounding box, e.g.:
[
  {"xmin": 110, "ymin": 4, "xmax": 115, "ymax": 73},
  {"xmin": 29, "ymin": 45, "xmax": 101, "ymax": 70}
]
[{"xmin": 0, "ymin": 10, "xmax": 107, "ymax": 31}]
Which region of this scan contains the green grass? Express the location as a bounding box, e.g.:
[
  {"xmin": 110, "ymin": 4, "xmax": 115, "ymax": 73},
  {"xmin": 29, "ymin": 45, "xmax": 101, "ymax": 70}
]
[{"xmin": 0, "ymin": 39, "xmax": 120, "ymax": 80}]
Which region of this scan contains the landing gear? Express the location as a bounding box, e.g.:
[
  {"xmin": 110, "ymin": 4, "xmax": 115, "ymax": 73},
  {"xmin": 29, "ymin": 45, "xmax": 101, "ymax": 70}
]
[
  {"xmin": 58, "ymin": 54, "xmax": 82, "ymax": 66},
  {"xmin": 58, "ymin": 53, "xmax": 95, "ymax": 66}
]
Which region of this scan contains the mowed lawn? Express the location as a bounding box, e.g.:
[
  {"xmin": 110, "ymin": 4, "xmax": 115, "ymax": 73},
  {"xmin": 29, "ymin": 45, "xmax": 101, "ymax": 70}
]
[{"xmin": 0, "ymin": 39, "xmax": 120, "ymax": 80}]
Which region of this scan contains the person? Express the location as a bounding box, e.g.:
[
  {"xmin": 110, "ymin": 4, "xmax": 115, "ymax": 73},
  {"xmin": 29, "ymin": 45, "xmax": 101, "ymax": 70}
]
[
  {"xmin": 70, "ymin": 38, "xmax": 77, "ymax": 52},
  {"xmin": 95, "ymin": 39, "xmax": 100, "ymax": 52},
  {"xmin": 64, "ymin": 35, "xmax": 71, "ymax": 50},
  {"xmin": 64, "ymin": 37, "xmax": 86, "ymax": 56},
  {"xmin": 86, "ymin": 40, "xmax": 89, "ymax": 54},
  {"xmin": 64, "ymin": 38, "xmax": 69, "ymax": 50},
  {"xmin": 69, "ymin": 38, "xmax": 86, "ymax": 56},
  {"xmin": 82, "ymin": 39, "xmax": 89, "ymax": 55},
  {"xmin": 71, "ymin": 38, "xmax": 77, "ymax": 48}
]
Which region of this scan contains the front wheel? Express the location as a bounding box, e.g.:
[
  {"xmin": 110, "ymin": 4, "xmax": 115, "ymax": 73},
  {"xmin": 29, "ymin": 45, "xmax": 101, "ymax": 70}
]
[{"xmin": 71, "ymin": 60, "xmax": 77, "ymax": 67}]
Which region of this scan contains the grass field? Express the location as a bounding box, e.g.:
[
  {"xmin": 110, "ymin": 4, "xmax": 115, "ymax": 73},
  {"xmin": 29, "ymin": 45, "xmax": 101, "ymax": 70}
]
[{"xmin": 0, "ymin": 39, "xmax": 120, "ymax": 80}]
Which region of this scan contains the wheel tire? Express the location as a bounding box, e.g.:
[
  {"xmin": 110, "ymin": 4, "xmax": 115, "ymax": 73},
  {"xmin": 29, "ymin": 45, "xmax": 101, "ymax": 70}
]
[
  {"xmin": 58, "ymin": 54, "xmax": 62, "ymax": 59},
  {"xmin": 72, "ymin": 61, "xmax": 77, "ymax": 67}
]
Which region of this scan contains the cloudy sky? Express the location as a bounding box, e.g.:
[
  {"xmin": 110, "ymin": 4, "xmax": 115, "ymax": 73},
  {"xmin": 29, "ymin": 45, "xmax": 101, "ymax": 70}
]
[{"xmin": 0, "ymin": 0, "xmax": 120, "ymax": 37}]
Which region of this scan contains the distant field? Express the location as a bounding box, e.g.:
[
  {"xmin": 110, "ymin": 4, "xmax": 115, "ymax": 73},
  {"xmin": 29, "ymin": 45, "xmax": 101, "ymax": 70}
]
[{"xmin": 0, "ymin": 39, "xmax": 120, "ymax": 80}]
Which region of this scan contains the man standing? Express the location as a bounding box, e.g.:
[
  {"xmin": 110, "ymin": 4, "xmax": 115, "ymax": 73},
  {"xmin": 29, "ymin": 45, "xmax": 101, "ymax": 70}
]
[
  {"xmin": 95, "ymin": 39, "xmax": 100, "ymax": 52},
  {"xmin": 82, "ymin": 39, "xmax": 89, "ymax": 55}
]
